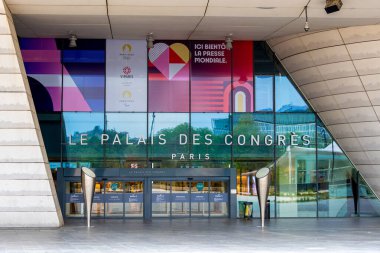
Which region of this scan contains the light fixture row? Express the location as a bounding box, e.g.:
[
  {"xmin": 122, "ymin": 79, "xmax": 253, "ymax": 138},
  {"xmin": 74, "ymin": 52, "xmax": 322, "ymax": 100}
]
[{"xmin": 67, "ymin": 1, "xmax": 343, "ymax": 47}]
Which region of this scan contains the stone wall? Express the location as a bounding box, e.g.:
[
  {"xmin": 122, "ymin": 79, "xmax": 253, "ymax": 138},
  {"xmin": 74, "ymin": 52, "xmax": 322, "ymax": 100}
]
[{"xmin": 0, "ymin": 0, "xmax": 63, "ymax": 227}]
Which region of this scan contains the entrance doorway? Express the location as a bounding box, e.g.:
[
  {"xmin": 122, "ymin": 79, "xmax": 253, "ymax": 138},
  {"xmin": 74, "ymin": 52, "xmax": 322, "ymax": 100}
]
[
  {"xmin": 61, "ymin": 168, "xmax": 236, "ymax": 220},
  {"xmin": 152, "ymin": 179, "xmax": 228, "ymax": 218}
]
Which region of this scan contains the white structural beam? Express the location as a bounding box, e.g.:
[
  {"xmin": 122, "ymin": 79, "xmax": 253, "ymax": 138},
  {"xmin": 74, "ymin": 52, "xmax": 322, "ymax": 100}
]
[
  {"xmin": 268, "ymin": 24, "xmax": 380, "ymax": 198},
  {"xmin": 0, "ymin": 0, "xmax": 63, "ymax": 227}
]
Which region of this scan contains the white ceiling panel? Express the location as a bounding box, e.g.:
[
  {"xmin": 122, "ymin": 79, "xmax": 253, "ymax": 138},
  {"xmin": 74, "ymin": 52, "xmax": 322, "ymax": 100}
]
[
  {"xmin": 13, "ymin": 14, "xmax": 109, "ymax": 25},
  {"xmin": 308, "ymin": 6, "xmax": 380, "ymax": 18},
  {"xmin": 6, "ymin": 0, "xmax": 105, "ymax": 5},
  {"xmin": 110, "ymin": 16, "xmax": 200, "ymax": 28},
  {"xmin": 8, "ymin": 5, "xmax": 107, "ymax": 15},
  {"xmin": 109, "ymin": 0, "xmax": 207, "ymax": 7},
  {"xmin": 112, "ymin": 29, "xmax": 192, "ymax": 40},
  {"xmin": 266, "ymin": 17, "xmax": 380, "ymax": 40},
  {"xmin": 111, "ymin": 16, "xmax": 201, "ymax": 39},
  {"xmin": 209, "ymin": 0, "xmax": 308, "ymax": 8},
  {"xmin": 190, "ymin": 30, "xmax": 269, "ymax": 40},
  {"xmin": 308, "ymin": 0, "xmax": 380, "ymax": 8},
  {"xmin": 109, "ymin": 6, "xmax": 205, "ymax": 16},
  {"xmin": 31, "ymin": 24, "xmax": 111, "ymax": 38},
  {"xmin": 199, "ymin": 17, "xmax": 294, "ymax": 28},
  {"xmin": 206, "ymin": 6, "xmax": 303, "ymax": 17},
  {"xmin": 4, "ymin": 0, "xmax": 380, "ymax": 40}
]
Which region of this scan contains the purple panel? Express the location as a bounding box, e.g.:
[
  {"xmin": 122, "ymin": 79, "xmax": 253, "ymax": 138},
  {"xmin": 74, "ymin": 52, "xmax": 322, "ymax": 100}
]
[
  {"xmin": 63, "ymin": 63, "xmax": 105, "ymax": 112},
  {"xmin": 19, "ymin": 38, "xmax": 58, "ymax": 50},
  {"xmin": 21, "ymin": 39, "xmax": 62, "ymax": 112},
  {"xmin": 22, "ymin": 50, "xmax": 61, "ymax": 63},
  {"xmin": 24, "ymin": 62, "xmax": 62, "ymax": 75},
  {"xmin": 148, "ymin": 80, "xmax": 189, "ymax": 112}
]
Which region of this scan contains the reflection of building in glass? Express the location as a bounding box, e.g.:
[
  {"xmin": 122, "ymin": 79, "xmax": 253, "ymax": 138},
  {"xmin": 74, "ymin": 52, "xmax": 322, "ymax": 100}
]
[
  {"xmin": 237, "ymin": 144, "xmax": 380, "ymax": 218},
  {"xmin": 211, "ymin": 118, "xmax": 230, "ymax": 135},
  {"xmin": 277, "ymin": 104, "xmax": 309, "ymax": 112}
]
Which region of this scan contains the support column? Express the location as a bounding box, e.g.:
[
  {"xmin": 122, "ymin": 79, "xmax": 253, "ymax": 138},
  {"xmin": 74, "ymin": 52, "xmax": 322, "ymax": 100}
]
[{"xmin": 0, "ymin": 0, "xmax": 63, "ymax": 227}]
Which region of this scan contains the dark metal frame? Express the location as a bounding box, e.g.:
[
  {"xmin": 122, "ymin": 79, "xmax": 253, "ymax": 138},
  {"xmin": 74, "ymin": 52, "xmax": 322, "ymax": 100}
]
[{"xmin": 60, "ymin": 167, "xmax": 236, "ymax": 220}]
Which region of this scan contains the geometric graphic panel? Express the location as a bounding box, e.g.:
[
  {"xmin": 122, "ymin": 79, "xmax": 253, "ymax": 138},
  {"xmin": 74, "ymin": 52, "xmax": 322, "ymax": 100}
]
[
  {"xmin": 191, "ymin": 41, "xmax": 232, "ymax": 112},
  {"xmin": 62, "ymin": 40, "xmax": 105, "ymax": 112},
  {"xmin": 20, "ymin": 38, "xmax": 62, "ymax": 112},
  {"xmin": 148, "ymin": 41, "xmax": 189, "ymax": 112},
  {"xmin": 233, "ymin": 41, "xmax": 254, "ymax": 112}
]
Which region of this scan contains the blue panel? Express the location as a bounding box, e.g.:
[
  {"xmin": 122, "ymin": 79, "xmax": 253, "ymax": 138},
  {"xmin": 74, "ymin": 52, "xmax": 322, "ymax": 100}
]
[
  {"xmin": 63, "ymin": 50, "xmax": 105, "ymax": 63},
  {"xmin": 105, "ymin": 194, "xmax": 123, "ymax": 203},
  {"xmin": 125, "ymin": 193, "xmax": 143, "ymax": 203},
  {"xmin": 191, "ymin": 193, "xmax": 209, "ymax": 202},
  {"xmin": 171, "ymin": 193, "xmax": 190, "ymax": 202},
  {"xmin": 152, "ymin": 193, "xmax": 170, "ymax": 203}
]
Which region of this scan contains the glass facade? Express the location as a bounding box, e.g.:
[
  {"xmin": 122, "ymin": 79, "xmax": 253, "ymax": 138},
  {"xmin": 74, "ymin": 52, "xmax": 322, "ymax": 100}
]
[{"xmin": 21, "ymin": 38, "xmax": 380, "ymax": 218}]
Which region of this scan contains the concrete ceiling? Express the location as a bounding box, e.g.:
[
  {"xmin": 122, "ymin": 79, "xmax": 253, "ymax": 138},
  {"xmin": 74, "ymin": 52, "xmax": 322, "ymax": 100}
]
[{"xmin": 5, "ymin": 0, "xmax": 380, "ymax": 40}]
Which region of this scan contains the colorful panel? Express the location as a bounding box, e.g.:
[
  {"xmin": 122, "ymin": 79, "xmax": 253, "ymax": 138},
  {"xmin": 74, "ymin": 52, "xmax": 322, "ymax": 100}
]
[
  {"xmin": 233, "ymin": 41, "xmax": 254, "ymax": 112},
  {"xmin": 62, "ymin": 40, "xmax": 105, "ymax": 112},
  {"xmin": 106, "ymin": 40, "xmax": 147, "ymax": 112},
  {"xmin": 191, "ymin": 41, "xmax": 232, "ymax": 112},
  {"xmin": 148, "ymin": 41, "xmax": 190, "ymax": 112},
  {"xmin": 20, "ymin": 38, "xmax": 62, "ymax": 112}
]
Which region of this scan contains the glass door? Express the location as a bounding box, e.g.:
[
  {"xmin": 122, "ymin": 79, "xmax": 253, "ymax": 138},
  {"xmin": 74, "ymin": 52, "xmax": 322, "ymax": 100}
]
[
  {"xmin": 92, "ymin": 181, "xmax": 105, "ymax": 217},
  {"xmin": 125, "ymin": 181, "xmax": 144, "ymax": 217},
  {"xmin": 105, "ymin": 181, "xmax": 124, "ymax": 217},
  {"xmin": 152, "ymin": 181, "xmax": 171, "ymax": 217},
  {"xmin": 64, "ymin": 180, "xmax": 105, "ymax": 218},
  {"xmin": 210, "ymin": 181, "xmax": 229, "ymax": 217},
  {"xmin": 191, "ymin": 181, "xmax": 209, "ymax": 217},
  {"xmin": 171, "ymin": 181, "xmax": 190, "ymax": 217},
  {"xmin": 150, "ymin": 178, "xmax": 229, "ymax": 218}
]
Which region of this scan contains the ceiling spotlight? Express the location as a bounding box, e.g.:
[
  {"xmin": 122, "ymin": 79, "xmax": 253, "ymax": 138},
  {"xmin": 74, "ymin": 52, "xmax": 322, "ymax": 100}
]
[
  {"xmin": 225, "ymin": 35, "xmax": 233, "ymax": 50},
  {"xmin": 146, "ymin": 33, "xmax": 154, "ymax": 49},
  {"xmin": 69, "ymin": 34, "xmax": 77, "ymax": 48},
  {"xmin": 304, "ymin": 6, "xmax": 309, "ymax": 32},
  {"xmin": 325, "ymin": 0, "xmax": 343, "ymax": 14}
]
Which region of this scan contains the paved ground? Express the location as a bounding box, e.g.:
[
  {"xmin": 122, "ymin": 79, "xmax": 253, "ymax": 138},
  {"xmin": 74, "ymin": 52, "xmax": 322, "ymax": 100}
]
[{"xmin": 1, "ymin": 218, "xmax": 380, "ymax": 253}]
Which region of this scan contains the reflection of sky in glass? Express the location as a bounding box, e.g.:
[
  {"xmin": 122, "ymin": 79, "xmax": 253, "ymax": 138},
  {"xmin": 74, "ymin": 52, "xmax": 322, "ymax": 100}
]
[
  {"xmin": 106, "ymin": 113, "xmax": 146, "ymax": 138},
  {"xmin": 63, "ymin": 112, "xmax": 104, "ymax": 136},
  {"xmin": 149, "ymin": 113, "xmax": 189, "ymax": 135},
  {"xmin": 255, "ymin": 76, "xmax": 273, "ymax": 111},
  {"xmin": 275, "ymin": 75, "xmax": 308, "ymax": 111},
  {"xmin": 191, "ymin": 113, "xmax": 229, "ymax": 130}
]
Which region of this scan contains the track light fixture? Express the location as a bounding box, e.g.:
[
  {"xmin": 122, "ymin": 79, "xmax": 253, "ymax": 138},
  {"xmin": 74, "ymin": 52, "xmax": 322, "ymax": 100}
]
[
  {"xmin": 69, "ymin": 34, "xmax": 77, "ymax": 48},
  {"xmin": 304, "ymin": 6, "xmax": 309, "ymax": 32},
  {"xmin": 325, "ymin": 0, "xmax": 343, "ymax": 14},
  {"xmin": 146, "ymin": 33, "xmax": 154, "ymax": 49},
  {"xmin": 225, "ymin": 35, "xmax": 233, "ymax": 50}
]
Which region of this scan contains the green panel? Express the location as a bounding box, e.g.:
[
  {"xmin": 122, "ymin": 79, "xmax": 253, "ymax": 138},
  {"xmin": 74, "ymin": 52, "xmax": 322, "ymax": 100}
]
[
  {"xmin": 148, "ymin": 113, "xmax": 190, "ymax": 168},
  {"xmin": 62, "ymin": 112, "xmax": 105, "ymax": 168},
  {"xmin": 191, "ymin": 113, "xmax": 231, "ymax": 168},
  {"xmin": 359, "ymin": 175, "xmax": 380, "ymax": 216},
  {"xmin": 275, "ymin": 113, "xmax": 317, "ymax": 217},
  {"xmin": 105, "ymin": 113, "xmax": 147, "ymax": 168}
]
